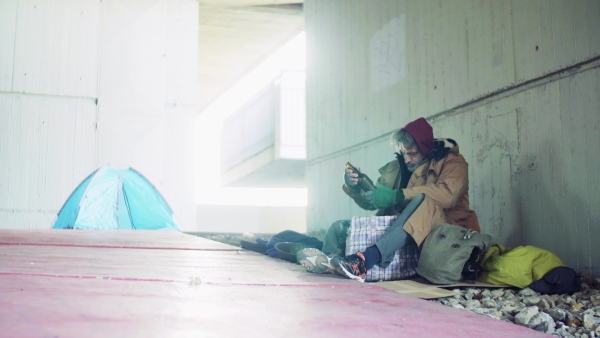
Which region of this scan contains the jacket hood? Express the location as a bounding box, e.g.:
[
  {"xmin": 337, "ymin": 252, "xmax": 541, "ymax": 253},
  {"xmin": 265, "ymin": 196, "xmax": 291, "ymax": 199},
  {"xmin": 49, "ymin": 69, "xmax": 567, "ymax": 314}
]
[
  {"xmin": 394, "ymin": 138, "xmax": 459, "ymax": 169},
  {"xmin": 401, "ymin": 117, "xmax": 434, "ymax": 156},
  {"xmin": 427, "ymin": 138, "xmax": 459, "ymax": 161}
]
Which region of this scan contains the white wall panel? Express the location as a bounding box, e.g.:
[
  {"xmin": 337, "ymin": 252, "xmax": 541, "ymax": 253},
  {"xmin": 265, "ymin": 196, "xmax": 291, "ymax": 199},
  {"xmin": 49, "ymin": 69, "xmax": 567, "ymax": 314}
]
[
  {"xmin": 165, "ymin": 0, "xmax": 198, "ymax": 106},
  {"xmin": 0, "ymin": 94, "xmax": 97, "ymax": 229},
  {"xmin": 100, "ymin": 0, "xmax": 166, "ymax": 117},
  {"xmin": 0, "ymin": 0, "xmax": 18, "ymax": 91},
  {"xmin": 161, "ymin": 106, "xmax": 197, "ymax": 231},
  {"xmin": 96, "ymin": 113, "xmax": 166, "ymax": 178},
  {"xmin": 12, "ymin": 0, "xmax": 101, "ymax": 98}
]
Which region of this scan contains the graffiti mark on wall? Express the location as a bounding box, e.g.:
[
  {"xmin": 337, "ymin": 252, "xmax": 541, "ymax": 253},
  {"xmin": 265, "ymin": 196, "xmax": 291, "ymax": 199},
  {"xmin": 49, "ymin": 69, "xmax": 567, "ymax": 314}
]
[{"xmin": 371, "ymin": 15, "xmax": 406, "ymax": 91}]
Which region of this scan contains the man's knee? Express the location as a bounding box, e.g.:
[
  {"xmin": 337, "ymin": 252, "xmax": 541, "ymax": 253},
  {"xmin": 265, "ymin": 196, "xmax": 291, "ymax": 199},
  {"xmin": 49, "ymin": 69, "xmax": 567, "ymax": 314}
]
[{"xmin": 403, "ymin": 196, "xmax": 446, "ymax": 246}]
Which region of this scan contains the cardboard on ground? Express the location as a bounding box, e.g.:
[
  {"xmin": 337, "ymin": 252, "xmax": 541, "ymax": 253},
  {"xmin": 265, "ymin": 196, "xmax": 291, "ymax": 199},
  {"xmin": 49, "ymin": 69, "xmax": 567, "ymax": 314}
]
[{"xmin": 377, "ymin": 276, "xmax": 509, "ymax": 299}]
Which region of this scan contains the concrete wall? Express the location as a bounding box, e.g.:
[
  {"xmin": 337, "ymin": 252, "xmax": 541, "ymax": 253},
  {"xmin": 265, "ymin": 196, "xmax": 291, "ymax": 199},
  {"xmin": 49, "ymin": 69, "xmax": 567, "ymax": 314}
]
[
  {"xmin": 0, "ymin": 0, "xmax": 198, "ymax": 230},
  {"xmin": 305, "ymin": 0, "xmax": 600, "ymax": 276}
]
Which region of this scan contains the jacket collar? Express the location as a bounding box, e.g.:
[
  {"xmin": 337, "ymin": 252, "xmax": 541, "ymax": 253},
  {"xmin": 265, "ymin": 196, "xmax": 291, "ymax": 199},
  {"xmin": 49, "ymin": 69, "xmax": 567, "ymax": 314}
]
[{"xmin": 413, "ymin": 138, "xmax": 459, "ymax": 177}]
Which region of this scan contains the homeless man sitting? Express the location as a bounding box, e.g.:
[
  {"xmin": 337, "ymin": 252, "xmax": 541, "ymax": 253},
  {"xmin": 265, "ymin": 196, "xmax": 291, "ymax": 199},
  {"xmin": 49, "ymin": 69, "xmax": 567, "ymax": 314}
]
[{"xmin": 297, "ymin": 117, "xmax": 480, "ymax": 282}]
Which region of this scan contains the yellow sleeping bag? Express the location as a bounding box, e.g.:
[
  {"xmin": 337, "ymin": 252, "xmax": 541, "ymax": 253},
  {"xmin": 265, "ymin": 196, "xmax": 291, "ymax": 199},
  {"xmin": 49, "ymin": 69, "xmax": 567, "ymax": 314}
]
[{"xmin": 478, "ymin": 244, "xmax": 565, "ymax": 288}]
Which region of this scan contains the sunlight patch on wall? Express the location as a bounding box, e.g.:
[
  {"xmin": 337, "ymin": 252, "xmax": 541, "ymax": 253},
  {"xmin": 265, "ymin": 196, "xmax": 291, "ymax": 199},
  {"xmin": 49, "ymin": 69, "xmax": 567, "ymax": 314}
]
[{"xmin": 195, "ymin": 32, "xmax": 306, "ymax": 206}]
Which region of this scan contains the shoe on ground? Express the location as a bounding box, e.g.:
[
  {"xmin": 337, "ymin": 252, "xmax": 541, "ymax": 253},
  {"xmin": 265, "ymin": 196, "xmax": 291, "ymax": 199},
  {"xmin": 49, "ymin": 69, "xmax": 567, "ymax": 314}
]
[
  {"xmin": 332, "ymin": 252, "xmax": 367, "ymax": 283},
  {"xmin": 297, "ymin": 248, "xmax": 336, "ymax": 274}
]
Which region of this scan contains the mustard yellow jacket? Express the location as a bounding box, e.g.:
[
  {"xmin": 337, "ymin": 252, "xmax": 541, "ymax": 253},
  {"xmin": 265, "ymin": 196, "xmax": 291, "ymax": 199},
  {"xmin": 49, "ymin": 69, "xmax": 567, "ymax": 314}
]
[{"xmin": 343, "ymin": 142, "xmax": 480, "ymax": 233}]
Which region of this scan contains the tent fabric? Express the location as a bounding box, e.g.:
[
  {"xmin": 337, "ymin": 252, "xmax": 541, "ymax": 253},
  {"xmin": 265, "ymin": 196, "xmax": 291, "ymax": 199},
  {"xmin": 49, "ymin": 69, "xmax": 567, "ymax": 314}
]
[{"xmin": 52, "ymin": 165, "xmax": 180, "ymax": 230}]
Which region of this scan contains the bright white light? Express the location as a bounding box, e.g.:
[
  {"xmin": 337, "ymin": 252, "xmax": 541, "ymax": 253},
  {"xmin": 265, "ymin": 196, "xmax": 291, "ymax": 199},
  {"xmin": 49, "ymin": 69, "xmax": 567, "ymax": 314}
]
[
  {"xmin": 196, "ymin": 188, "xmax": 308, "ymax": 207},
  {"xmin": 200, "ymin": 31, "xmax": 305, "ymax": 122},
  {"xmin": 195, "ymin": 32, "xmax": 306, "ymax": 206}
]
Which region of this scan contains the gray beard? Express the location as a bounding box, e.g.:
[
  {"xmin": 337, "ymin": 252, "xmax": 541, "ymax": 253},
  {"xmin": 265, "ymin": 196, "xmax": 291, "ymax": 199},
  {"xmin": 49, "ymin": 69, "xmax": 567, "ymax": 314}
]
[{"xmin": 407, "ymin": 163, "xmax": 418, "ymax": 172}]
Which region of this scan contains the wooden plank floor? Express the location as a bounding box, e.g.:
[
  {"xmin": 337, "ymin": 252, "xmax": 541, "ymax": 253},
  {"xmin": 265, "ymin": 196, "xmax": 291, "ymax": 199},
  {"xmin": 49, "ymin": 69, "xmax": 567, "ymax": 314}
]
[{"xmin": 0, "ymin": 230, "xmax": 549, "ymax": 337}]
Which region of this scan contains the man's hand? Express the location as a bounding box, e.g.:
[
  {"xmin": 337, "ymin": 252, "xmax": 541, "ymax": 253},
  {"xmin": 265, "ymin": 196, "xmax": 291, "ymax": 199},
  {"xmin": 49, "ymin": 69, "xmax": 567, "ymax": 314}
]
[
  {"xmin": 344, "ymin": 168, "xmax": 360, "ymax": 192},
  {"xmin": 370, "ymin": 185, "xmax": 405, "ymax": 209}
]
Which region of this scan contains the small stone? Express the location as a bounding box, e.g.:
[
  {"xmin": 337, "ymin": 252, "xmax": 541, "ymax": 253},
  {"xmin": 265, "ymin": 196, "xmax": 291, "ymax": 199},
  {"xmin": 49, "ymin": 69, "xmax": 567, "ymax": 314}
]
[
  {"xmin": 503, "ymin": 298, "xmax": 521, "ymax": 307},
  {"xmin": 465, "ymin": 299, "xmax": 482, "ymax": 310},
  {"xmin": 536, "ymin": 298, "xmax": 551, "ymax": 310},
  {"xmin": 491, "ymin": 289, "xmax": 505, "ymax": 298},
  {"xmin": 566, "ymin": 310, "xmax": 578, "ymax": 323},
  {"xmin": 546, "ymin": 307, "xmax": 567, "ymax": 321},
  {"xmin": 445, "ymin": 298, "xmax": 460, "ymax": 306},
  {"xmin": 500, "ymin": 304, "xmax": 519, "ymax": 316},
  {"xmin": 532, "ymin": 322, "xmax": 554, "ymax": 334},
  {"xmin": 501, "ymin": 313, "xmax": 515, "ymax": 322},
  {"xmin": 555, "ymin": 325, "xmax": 570, "ymax": 336},
  {"xmin": 524, "ymin": 296, "xmax": 541, "ymax": 306},
  {"xmin": 554, "ymin": 322, "xmax": 569, "ymax": 337},
  {"xmin": 515, "ymin": 306, "xmax": 539, "ymax": 325},
  {"xmin": 484, "ymin": 310, "xmax": 502, "ymax": 320},
  {"xmin": 584, "ymin": 314, "xmax": 599, "ymax": 330},
  {"xmin": 481, "ymin": 299, "xmax": 497, "ymax": 308},
  {"xmin": 472, "ymin": 308, "xmax": 489, "ymax": 316},
  {"xmin": 569, "ymin": 318, "xmax": 583, "ymax": 327},
  {"xmin": 531, "ymin": 313, "xmax": 556, "ymax": 334},
  {"xmin": 519, "ymin": 288, "xmax": 538, "ymax": 297},
  {"xmin": 464, "ymin": 289, "xmax": 479, "ymax": 300}
]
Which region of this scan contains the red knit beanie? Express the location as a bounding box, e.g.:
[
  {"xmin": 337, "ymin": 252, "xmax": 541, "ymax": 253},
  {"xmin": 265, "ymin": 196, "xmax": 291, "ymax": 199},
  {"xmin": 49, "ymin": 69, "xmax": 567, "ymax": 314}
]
[{"xmin": 401, "ymin": 117, "xmax": 434, "ymax": 155}]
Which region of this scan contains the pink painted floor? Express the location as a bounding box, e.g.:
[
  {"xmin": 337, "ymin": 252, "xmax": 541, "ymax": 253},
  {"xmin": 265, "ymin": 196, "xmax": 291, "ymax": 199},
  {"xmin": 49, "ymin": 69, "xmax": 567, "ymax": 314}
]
[{"xmin": 0, "ymin": 229, "xmax": 549, "ymax": 337}]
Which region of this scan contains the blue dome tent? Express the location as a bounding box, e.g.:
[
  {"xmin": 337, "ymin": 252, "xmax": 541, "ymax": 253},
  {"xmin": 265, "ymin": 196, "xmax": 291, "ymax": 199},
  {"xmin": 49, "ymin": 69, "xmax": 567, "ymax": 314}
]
[{"xmin": 52, "ymin": 165, "xmax": 180, "ymax": 230}]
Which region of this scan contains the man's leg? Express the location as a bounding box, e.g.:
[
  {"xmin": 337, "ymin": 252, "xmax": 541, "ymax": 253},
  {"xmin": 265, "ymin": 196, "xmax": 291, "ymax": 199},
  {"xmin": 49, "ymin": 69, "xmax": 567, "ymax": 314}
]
[
  {"xmin": 375, "ymin": 194, "xmax": 426, "ymax": 268},
  {"xmin": 321, "ymin": 219, "xmax": 351, "ymax": 256},
  {"xmin": 297, "ymin": 219, "xmax": 350, "ymax": 274},
  {"xmin": 401, "ymin": 195, "xmax": 448, "ymax": 247},
  {"xmin": 335, "ymin": 194, "xmax": 428, "ymax": 282}
]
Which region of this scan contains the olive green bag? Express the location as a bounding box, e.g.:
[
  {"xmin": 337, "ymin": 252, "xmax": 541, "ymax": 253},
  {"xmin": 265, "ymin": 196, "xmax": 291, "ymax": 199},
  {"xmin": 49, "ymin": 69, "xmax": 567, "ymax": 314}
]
[{"xmin": 417, "ymin": 224, "xmax": 498, "ymax": 285}]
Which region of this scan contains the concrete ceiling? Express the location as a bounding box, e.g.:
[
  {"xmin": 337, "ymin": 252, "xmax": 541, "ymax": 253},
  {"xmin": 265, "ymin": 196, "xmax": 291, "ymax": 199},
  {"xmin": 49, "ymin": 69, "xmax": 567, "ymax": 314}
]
[{"xmin": 197, "ymin": 1, "xmax": 304, "ymax": 113}]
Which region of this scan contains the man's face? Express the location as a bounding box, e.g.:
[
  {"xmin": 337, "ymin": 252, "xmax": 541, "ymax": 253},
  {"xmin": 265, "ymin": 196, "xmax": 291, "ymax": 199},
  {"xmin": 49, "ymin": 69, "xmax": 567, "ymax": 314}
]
[{"xmin": 399, "ymin": 143, "xmax": 424, "ymax": 172}]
